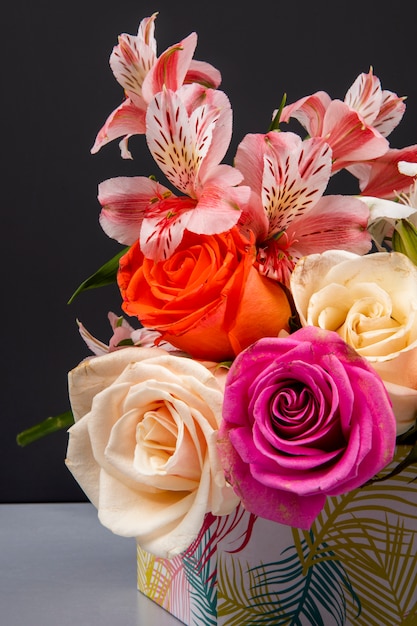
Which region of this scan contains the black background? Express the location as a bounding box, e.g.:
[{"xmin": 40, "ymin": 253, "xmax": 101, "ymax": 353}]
[{"xmin": 3, "ymin": 0, "xmax": 417, "ymax": 502}]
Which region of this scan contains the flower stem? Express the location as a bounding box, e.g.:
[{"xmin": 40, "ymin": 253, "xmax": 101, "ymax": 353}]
[
  {"xmin": 16, "ymin": 410, "xmax": 74, "ymax": 447},
  {"xmin": 268, "ymin": 93, "xmax": 287, "ymax": 132}
]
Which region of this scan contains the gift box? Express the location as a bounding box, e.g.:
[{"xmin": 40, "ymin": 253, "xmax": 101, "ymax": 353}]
[{"xmin": 137, "ymin": 446, "xmax": 417, "ymax": 625}]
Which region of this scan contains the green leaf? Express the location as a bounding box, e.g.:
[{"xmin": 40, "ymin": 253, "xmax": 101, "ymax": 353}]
[
  {"xmin": 116, "ymin": 338, "xmax": 135, "ymax": 347},
  {"xmin": 67, "ymin": 247, "xmax": 129, "ymax": 304},
  {"xmin": 268, "ymin": 93, "xmax": 287, "ymax": 132},
  {"xmin": 16, "ymin": 410, "xmax": 74, "ymax": 447},
  {"xmin": 392, "ymin": 219, "xmax": 417, "ymax": 265}
]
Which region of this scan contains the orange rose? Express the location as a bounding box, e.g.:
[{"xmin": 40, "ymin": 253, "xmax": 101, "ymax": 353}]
[{"xmin": 117, "ymin": 228, "xmax": 292, "ymax": 360}]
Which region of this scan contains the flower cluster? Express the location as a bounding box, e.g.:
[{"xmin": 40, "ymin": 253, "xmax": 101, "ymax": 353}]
[{"xmin": 20, "ymin": 13, "xmax": 417, "ymax": 559}]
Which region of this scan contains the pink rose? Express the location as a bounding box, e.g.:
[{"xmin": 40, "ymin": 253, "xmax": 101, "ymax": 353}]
[{"xmin": 217, "ymin": 326, "xmax": 397, "ymax": 529}]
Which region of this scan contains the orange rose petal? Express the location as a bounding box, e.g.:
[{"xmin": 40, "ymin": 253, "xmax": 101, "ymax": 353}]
[
  {"xmin": 117, "ymin": 229, "xmax": 292, "ymax": 361},
  {"xmin": 227, "ymin": 267, "xmax": 292, "ymax": 356}
]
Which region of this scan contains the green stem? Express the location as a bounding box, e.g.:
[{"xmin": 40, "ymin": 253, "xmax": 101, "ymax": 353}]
[
  {"xmin": 268, "ymin": 92, "xmax": 287, "ymax": 132},
  {"xmin": 16, "ymin": 410, "xmax": 74, "ymax": 447}
]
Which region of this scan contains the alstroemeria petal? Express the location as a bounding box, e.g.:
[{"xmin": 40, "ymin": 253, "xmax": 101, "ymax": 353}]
[
  {"xmin": 191, "ymin": 90, "xmax": 233, "ymax": 182},
  {"xmin": 136, "ymin": 12, "xmax": 157, "ymax": 52},
  {"xmin": 185, "ymin": 59, "xmax": 222, "ymax": 88},
  {"xmin": 348, "ymin": 146, "xmax": 417, "ymax": 199},
  {"xmin": 280, "ymin": 91, "xmax": 331, "ymax": 136},
  {"xmin": 186, "ymin": 183, "xmax": 248, "ymax": 234},
  {"xmin": 91, "ymin": 99, "xmax": 147, "ymax": 155},
  {"xmin": 234, "ymin": 132, "xmax": 299, "ymax": 197},
  {"xmin": 322, "ymin": 100, "xmax": 389, "ymax": 170},
  {"xmin": 142, "ymin": 33, "xmax": 197, "ymax": 103},
  {"xmin": 235, "ymin": 132, "xmax": 332, "ymax": 236},
  {"xmin": 202, "ymin": 163, "xmax": 243, "ymax": 188},
  {"xmin": 266, "ymin": 134, "xmax": 332, "ymax": 234},
  {"xmin": 361, "ymin": 195, "xmax": 417, "ymax": 250},
  {"xmin": 344, "ymin": 69, "xmax": 382, "ymax": 125},
  {"xmin": 140, "ymin": 210, "xmax": 193, "ymax": 261},
  {"xmin": 373, "ymin": 91, "xmax": 406, "ymax": 137},
  {"xmin": 146, "ymin": 88, "xmax": 211, "ymax": 196},
  {"xmin": 146, "ymin": 87, "xmax": 234, "ymax": 201},
  {"xmin": 286, "ymin": 195, "xmax": 371, "ymax": 257},
  {"xmin": 98, "ymin": 176, "xmax": 172, "ymax": 245},
  {"xmin": 362, "ymin": 195, "xmax": 417, "ymax": 220},
  {"xmin": 109, "ymin": 27, "xmax": 157, "ymax": 104},
  {"xmin": 237, "ymin": 190, "xmax": 269, "ymax": 242},
  {"xmin": 77, "ymin": 320, "xmax": 109, "ymax": 356}
]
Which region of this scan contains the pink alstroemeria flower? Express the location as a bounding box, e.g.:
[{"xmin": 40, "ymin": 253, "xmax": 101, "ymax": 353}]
[
  {"xmin": 234, "ymin": 131, "xmax": 371, "ymax": 285},
  {"xmin": 279, "ymin": 69, "xmax": 404, "ymax": 172},
  {"xmin": 360, "ymin": 160, "xmax": 417, "ymax": 250},
  {"xmin": 217, "ymin": 327, "xmax": 397, "ymax": 530},
  {"xmin": 348, "ymin": 145, "xmax": 417, "ymax": 199},
  {"xmin": 91, "ymin": 13, "xmax": 221, "ymax": 158},
  {"xmin": 98, "ymin": 85, "xmax": 250, "ymax": 261},
  {"xmin": 77, "ymin": 312, "xmax": 177, "ymax": 356}
]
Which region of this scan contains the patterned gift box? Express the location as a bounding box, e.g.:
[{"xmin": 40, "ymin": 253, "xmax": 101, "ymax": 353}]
[{"xmin": 137, "ymin": 446, "xmax": 417, "ymax": 625}]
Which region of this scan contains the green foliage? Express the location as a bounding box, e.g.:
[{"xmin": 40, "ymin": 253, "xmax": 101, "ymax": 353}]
[
  {"xmin": 16, "ymin": 411, "xmax": 74, "ymax": 446},
  {"xmin": 392, "ymin": 219, "xmax": 417, "ymax": 265},
  {"xmin": 67, "ymin": 247, "xmax": 129, "ymax": 304},
  {"xmin": 268, "ymin": 93, "xmax": 287, "ymax": 132}
]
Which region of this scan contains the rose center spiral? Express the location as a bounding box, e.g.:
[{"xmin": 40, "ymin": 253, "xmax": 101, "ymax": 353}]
[{"xmin": 270, "ymin": 381, "xmax": 318, "ymax": 437}]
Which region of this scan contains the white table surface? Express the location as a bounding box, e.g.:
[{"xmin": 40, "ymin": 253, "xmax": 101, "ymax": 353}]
[{"xmin": 1, "ymin": 503, "xmax": 183, "ymax": 626}]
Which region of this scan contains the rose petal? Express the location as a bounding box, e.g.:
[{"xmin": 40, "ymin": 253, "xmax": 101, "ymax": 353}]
[
  {"xmin": 218, "ymin": 328, "xmax": 396, "ymax": 528},
  {"xmin": 66, "ymin": 348, "xmax": 239, "ymax": 557}
]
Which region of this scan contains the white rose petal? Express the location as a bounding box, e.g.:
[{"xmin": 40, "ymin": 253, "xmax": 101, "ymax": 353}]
[
  {"xmin": 292, "ymin": 250, "xmax": 417, "ymax": 362},
  {"xmin": 65, "ymin": 347, "xmax": 239, "ymax": 558},
  {"xmin": 291, "ymin": 250, "xmax": 417, "ymax": 434}
]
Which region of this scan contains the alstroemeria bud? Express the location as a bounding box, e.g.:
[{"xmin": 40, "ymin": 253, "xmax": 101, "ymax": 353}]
[{"xmin": 392, "ymin": 219, "xmax": 417, "ymax": 265}]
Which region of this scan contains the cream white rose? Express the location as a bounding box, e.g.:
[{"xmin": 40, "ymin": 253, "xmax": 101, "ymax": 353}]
[
  {"xmin": 290, "ymin": 250, "xmax": 417, "ymax": 434},
  {"xmin": 65, "ymin": 347, "xmax": 239, "ymax": 558}
]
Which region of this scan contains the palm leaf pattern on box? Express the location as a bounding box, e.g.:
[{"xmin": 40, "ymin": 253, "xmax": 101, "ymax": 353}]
[
  {"xmin": 218, "ymin": 556, "xmax": 286, "ymax": 626},
  {"xmin": 184, "ymin": 506, "xmax": 257, "ymax": 567},
  {"xmin": 293, "ymin": 450, "xmax": 417, "ymax": 625},
  {"xmin": 216, "ymin": 447, "xmax": 417, "ymax": 625},
  {"xmin": 137, "ymin": 546, "xmax": 190, "ymax": 619},
  {"xmin": 180, "ymin": 507, "xmax": 257, "ymax": 625},
  {"xmin": 182, "ymin": 531, "xmax": 218, "ymax": 626},
  {"xmin": 138, "ymin": 448, "xmax": 417, "ymax": 625},
  {"xmin": 136, "ymin": 507, "xmax": 257, "ymax": 625},
  {"xmin": 218, "ymin": 534, "xmax": 358, "ymax": 625}
]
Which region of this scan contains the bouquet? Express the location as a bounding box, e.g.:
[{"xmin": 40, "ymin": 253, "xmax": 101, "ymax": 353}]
[{"xmin": 18, "ymin": 12, "xmax": 417, "ymax": 561}]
